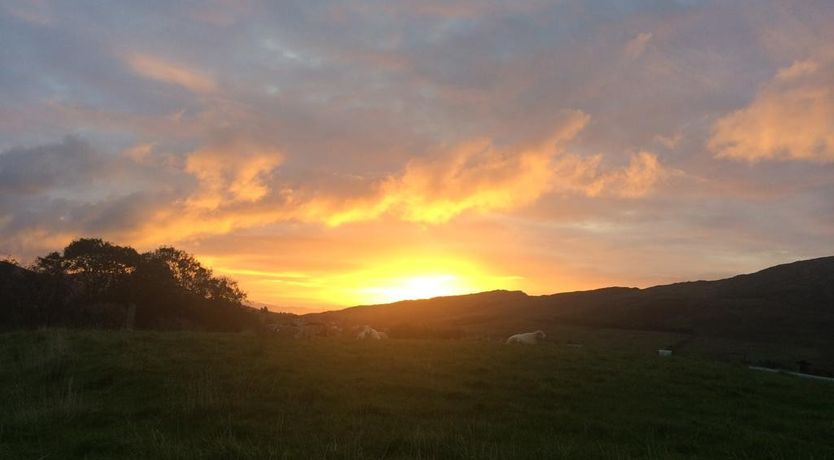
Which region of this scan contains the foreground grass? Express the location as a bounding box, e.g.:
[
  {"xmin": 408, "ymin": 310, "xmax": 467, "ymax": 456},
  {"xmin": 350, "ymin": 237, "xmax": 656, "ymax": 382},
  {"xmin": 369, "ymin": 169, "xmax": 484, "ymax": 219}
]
[{"xmin": 1, "ymin": 331, "xmax": 833, "ymax": 459}]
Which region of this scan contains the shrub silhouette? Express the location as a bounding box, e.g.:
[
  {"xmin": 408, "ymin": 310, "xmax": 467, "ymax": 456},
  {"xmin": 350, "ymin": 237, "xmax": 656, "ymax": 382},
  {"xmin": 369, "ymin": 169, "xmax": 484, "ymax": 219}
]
[{"xmin": 1, "ymin": 238, "xmax": 256, "ymax": 331}]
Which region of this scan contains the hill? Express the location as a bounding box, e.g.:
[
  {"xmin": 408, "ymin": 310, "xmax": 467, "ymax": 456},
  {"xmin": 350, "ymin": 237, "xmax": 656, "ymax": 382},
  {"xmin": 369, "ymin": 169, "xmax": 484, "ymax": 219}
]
[
  {"xmin": 311, "ymin": 257, "xmax": 834, "ymax": 370},
  {"xmin": 2, "ymin": 330, "xmax": 834, "ymax": 459}
]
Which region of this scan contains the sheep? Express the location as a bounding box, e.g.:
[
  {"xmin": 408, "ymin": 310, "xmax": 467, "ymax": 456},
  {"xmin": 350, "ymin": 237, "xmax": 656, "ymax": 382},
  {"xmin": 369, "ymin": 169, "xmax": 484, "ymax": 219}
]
[
  {"xmin": 506, "ymin": 330, "xmax": 546, "ymax": 344},
  {"xmin": 356, "ymin": 325, "xmax": 387, "ymax": 340}
]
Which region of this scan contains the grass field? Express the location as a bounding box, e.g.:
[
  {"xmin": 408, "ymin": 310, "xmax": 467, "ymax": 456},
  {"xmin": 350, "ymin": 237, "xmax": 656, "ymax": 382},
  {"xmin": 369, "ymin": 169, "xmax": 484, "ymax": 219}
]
[{"xmin": 1, "ymin": 330, "xmax": 833, "ymax": 459}]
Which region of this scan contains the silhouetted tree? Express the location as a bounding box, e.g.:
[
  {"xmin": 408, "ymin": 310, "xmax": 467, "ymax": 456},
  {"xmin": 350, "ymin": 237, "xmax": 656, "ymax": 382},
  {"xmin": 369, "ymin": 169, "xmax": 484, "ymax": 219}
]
[
  {"xmin": 63, "ymin": 238, "xmax": 139, "ymax": 272},
  {"xmin": 1, "ymin": 237, "xmax": 256, "ymax": 331},
  {"xmin": 32, "ymin": 251, "xmax": 67, "ymax": 276},
  {"xmin": 0, "ymin": 255, "xmax": 20, "ymax": 266},
  {"xmin": 143, "ymin": 247, "xmax": 246, "ymax": 304},
  {"xmin": 29, "ymin": 251, "xmax": 71, "ymax": 326}
]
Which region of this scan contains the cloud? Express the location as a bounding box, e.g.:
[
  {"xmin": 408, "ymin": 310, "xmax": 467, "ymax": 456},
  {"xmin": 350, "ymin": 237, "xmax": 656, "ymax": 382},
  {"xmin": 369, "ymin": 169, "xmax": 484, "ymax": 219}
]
[
  {"xmin": 0, "ymin": 137, "xmax": 191, "ymax": 255},
  {"xmin": 184, "ymin": 144, "xmax": 283, "ymax": 210},
  {"xmin": 372, "ymin": 111, "xmax": 592, "ymax": 224},
  {"xmin": 606, "ymin": 151, "xmax": 671, "ymax": 198},
  {"xmin": 548, "ymin": 150, "xmax": 673, "ymax": 199},
  {"xmin": 125, "ymin": 53, "xmax": 217, "ymax": 93},
  {"xmin": 187, "ymin": 0, "xmax": 254, "ymax": 26},
  {"xmin": 8, "ymin": 109, "xmax": 660, "ymax": 249},
  {"xmin": 624, "ymin": 32, "xmax": 652, "ymax": 60},
  {"xmin": 0, "ymin": 110, "xmax": 678, "ymax": 251},
  {"xmin": 3, "ymin": 0, "xmax": 53, "ymax": 25},
  {"xmin": 0, "ymin": 138, "xmax": 111, "ymax": 194},
  {"xmin": 133, "ymin": 111, "xmax": 673, "ymax": 241},
  {"xmin": 288, "ymin": 111, "xmax": 593, "ymax": 226},
  {"xmin": 775, "ymin": 59, "xmax": 819, "ymax": 81},
  {"xmin": 709, "ymin": 57, "xmax": 834, "ymax": 162},
  {"xmin": 117, "ymin": 113, "xmax": 591, "ymax": 240},
  {"xmin": 653, "ymin": 132, "xmax": 683, "ymax": 149},
  {"xmin": 122, "ymin": 143, "xmax": 157, "ymax": 164}
]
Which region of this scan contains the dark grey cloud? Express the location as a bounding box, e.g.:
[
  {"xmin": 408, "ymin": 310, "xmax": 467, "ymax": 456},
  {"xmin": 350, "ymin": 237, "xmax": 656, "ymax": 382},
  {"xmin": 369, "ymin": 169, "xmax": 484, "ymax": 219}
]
[
  {"xmin": 0, "ymin": 137, "xmax": 193, "ymax": 255},
  {"xmin": 0, "ymin": 137, "xmax": 101, "ymax": 194}
]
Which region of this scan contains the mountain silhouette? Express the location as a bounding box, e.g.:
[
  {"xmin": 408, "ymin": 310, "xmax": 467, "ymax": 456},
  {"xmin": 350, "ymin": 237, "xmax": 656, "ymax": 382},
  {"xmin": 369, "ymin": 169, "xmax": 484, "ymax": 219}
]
[{"xmin": 312, "ymin": 256, "xmax": 834, "ymax": 348}]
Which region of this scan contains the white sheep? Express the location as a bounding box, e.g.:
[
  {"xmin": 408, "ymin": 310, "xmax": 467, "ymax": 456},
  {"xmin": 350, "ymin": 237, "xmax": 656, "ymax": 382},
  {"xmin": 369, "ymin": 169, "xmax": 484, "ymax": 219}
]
[
  {"xmin": 356, "ymin": 325, "xmax": 387, "ymax": 340},
  {"xmin": 506, "ymin": 330, "xmax": 546, "ymax": 344}
]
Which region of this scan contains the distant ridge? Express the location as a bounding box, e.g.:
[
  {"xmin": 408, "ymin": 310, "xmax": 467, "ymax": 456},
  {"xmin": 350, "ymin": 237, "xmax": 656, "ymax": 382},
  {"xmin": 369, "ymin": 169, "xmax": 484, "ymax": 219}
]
[{"xmin": 311, "ymin": 256, "xmax": 834, "ymax": 347}]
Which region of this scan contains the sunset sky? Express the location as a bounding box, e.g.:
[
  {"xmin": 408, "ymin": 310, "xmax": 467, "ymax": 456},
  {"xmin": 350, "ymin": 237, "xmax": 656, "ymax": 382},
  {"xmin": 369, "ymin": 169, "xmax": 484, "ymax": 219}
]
[{"xmin": 1, "ymin": 1, "xmax": 833, "ymax": 311}]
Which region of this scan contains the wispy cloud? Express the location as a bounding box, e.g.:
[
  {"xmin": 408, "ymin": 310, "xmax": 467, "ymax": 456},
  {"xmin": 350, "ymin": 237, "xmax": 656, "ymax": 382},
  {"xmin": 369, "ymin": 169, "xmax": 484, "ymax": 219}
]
[
  {"xmin": 624, "ymin": 32, "xmax": 653, "ymax": 60},
  {"xmin": 185, "ymin": 144, "xmax": 283, "ymax": 210},
  {"xmin": 709, "ymin": 56, "xmax": 834, "ymax": 163},
  {"xmin": 4, "ymin": 0, "xmax": 54, "ymax": 26},
  {"xmin": 125, "ymin": 53, "xmax": 217, "ymax": 93}
]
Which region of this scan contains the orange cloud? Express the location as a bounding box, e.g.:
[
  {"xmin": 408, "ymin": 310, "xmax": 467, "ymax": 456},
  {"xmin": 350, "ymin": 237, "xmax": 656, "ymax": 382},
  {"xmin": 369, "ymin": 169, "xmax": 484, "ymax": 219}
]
[
  {"xmin": 709, "ymin": 57, "xmax": 834, "ymax": 162},
  {"xmin": 542, "ymin": 147, "xmax": 673, "ymax": 200},
  {"xmin": 384, "ymin": 139, "xmax": 553, "ymax": 223},
  {"xmin": 775, "ymin": 59, "xmax": 819, "ymax": 81},
  {"xmin": 624, "ymin": 32, "xmax": 653, "ymax": 60},
  {"xmin": 125, "ymin": 111, "xmax": 673, "ymax": 245},
  {"xmin": 294, "ymin": 111, "xmax": 591, "ymax": 225},
  {"xmin": 184, "ymin": 144, "xmax": 283, "ymax": 210},
  {"xmin": 282, "ymin": 112, "xmax": 677, "ymax": 226},
  {"xmin": 126, "ymin": 53, "xmax": 217, "ymax": 93},
  {"xmin": 584, "ymin": 151, "xmax": 669, "ymax": 198}
]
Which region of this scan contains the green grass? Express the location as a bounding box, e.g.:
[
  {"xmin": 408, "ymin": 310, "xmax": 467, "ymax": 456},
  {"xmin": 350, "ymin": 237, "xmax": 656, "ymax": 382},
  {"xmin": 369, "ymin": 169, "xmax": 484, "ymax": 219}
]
[{"xmin": 1, "ymin": 330, "xmax": 833, "ymax": 459}]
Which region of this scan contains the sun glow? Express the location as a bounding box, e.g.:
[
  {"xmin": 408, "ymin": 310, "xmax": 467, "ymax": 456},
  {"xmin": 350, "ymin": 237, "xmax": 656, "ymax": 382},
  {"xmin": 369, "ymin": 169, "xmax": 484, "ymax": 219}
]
[
  {"xmin": 207, "ymin": 253, "xmax": 523, "ymax": 308},
  {"xmin": 355, "ymin": 273, "xmax": 475, "ymax": 305},
  {"xmin": 330, "ymin": 256, "xmax": 520, "ymax": 306}
]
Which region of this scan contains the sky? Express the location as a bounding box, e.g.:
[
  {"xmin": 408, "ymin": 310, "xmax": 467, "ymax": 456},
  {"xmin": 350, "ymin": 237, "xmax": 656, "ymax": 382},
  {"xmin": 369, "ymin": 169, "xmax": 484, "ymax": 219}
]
[{"xmin": 1, "ymin": 0, "xmax": 833, "ymax": 311}]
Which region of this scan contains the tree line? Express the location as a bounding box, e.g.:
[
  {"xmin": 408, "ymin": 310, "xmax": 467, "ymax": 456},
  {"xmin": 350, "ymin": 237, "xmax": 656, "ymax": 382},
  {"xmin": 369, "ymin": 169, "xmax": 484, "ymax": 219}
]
[{"xmin": 0, "ymin": 238, "xmax": 259, "ymax": 331}]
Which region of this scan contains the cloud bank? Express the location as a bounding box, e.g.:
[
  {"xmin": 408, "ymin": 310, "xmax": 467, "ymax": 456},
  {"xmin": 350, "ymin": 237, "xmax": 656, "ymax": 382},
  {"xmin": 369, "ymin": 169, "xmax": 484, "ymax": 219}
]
[{"xmin": 1, "ymin": 0, "xmax": 833, "ymax": 306}]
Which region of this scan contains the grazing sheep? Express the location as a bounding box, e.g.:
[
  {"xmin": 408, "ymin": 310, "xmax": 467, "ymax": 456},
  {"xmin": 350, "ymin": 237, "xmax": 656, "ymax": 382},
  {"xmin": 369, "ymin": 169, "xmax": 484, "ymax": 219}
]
[
  {"xmin": 356, "ymin": 325, "xmax": 386, "ymax": 340},
  {"xmin": 506, "ymin": 330, "xmax": 546, "ymax": 345}
]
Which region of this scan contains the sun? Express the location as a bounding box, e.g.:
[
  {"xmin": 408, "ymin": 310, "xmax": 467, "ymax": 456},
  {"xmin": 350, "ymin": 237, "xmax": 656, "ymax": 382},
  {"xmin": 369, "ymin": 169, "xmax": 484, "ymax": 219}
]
[
  {"xmin": 326, "ymin": 254, "xmax": 521, "ymax": 306},
  {"xmin": 355, "ymin": 273, "xmax": 473, "ymax": 304}
]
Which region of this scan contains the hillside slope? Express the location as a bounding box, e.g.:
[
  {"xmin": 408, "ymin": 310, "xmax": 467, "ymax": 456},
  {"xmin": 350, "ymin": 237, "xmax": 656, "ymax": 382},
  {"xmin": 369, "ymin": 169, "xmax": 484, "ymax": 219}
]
[{"xmin": 313, "ymin": 257, "xmax": 834, "ymax": 347}]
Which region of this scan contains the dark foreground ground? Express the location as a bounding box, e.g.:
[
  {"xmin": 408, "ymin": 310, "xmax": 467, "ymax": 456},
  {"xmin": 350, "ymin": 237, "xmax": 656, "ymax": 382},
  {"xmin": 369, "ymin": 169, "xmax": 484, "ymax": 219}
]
[{"xmin": 1, "ymin": 331, "xmax": 833, "ymax": 459}]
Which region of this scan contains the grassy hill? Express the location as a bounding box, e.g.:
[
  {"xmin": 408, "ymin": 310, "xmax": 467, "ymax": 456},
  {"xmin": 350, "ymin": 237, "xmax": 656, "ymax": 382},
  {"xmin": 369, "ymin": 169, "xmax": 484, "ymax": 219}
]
[
  {"xmin": 310, "ymin": 257, "xmax": 834, "ymax": 373},
  {"xmin": 2, "ymin": 330, "xmax": 834, "ymax": 459}
]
